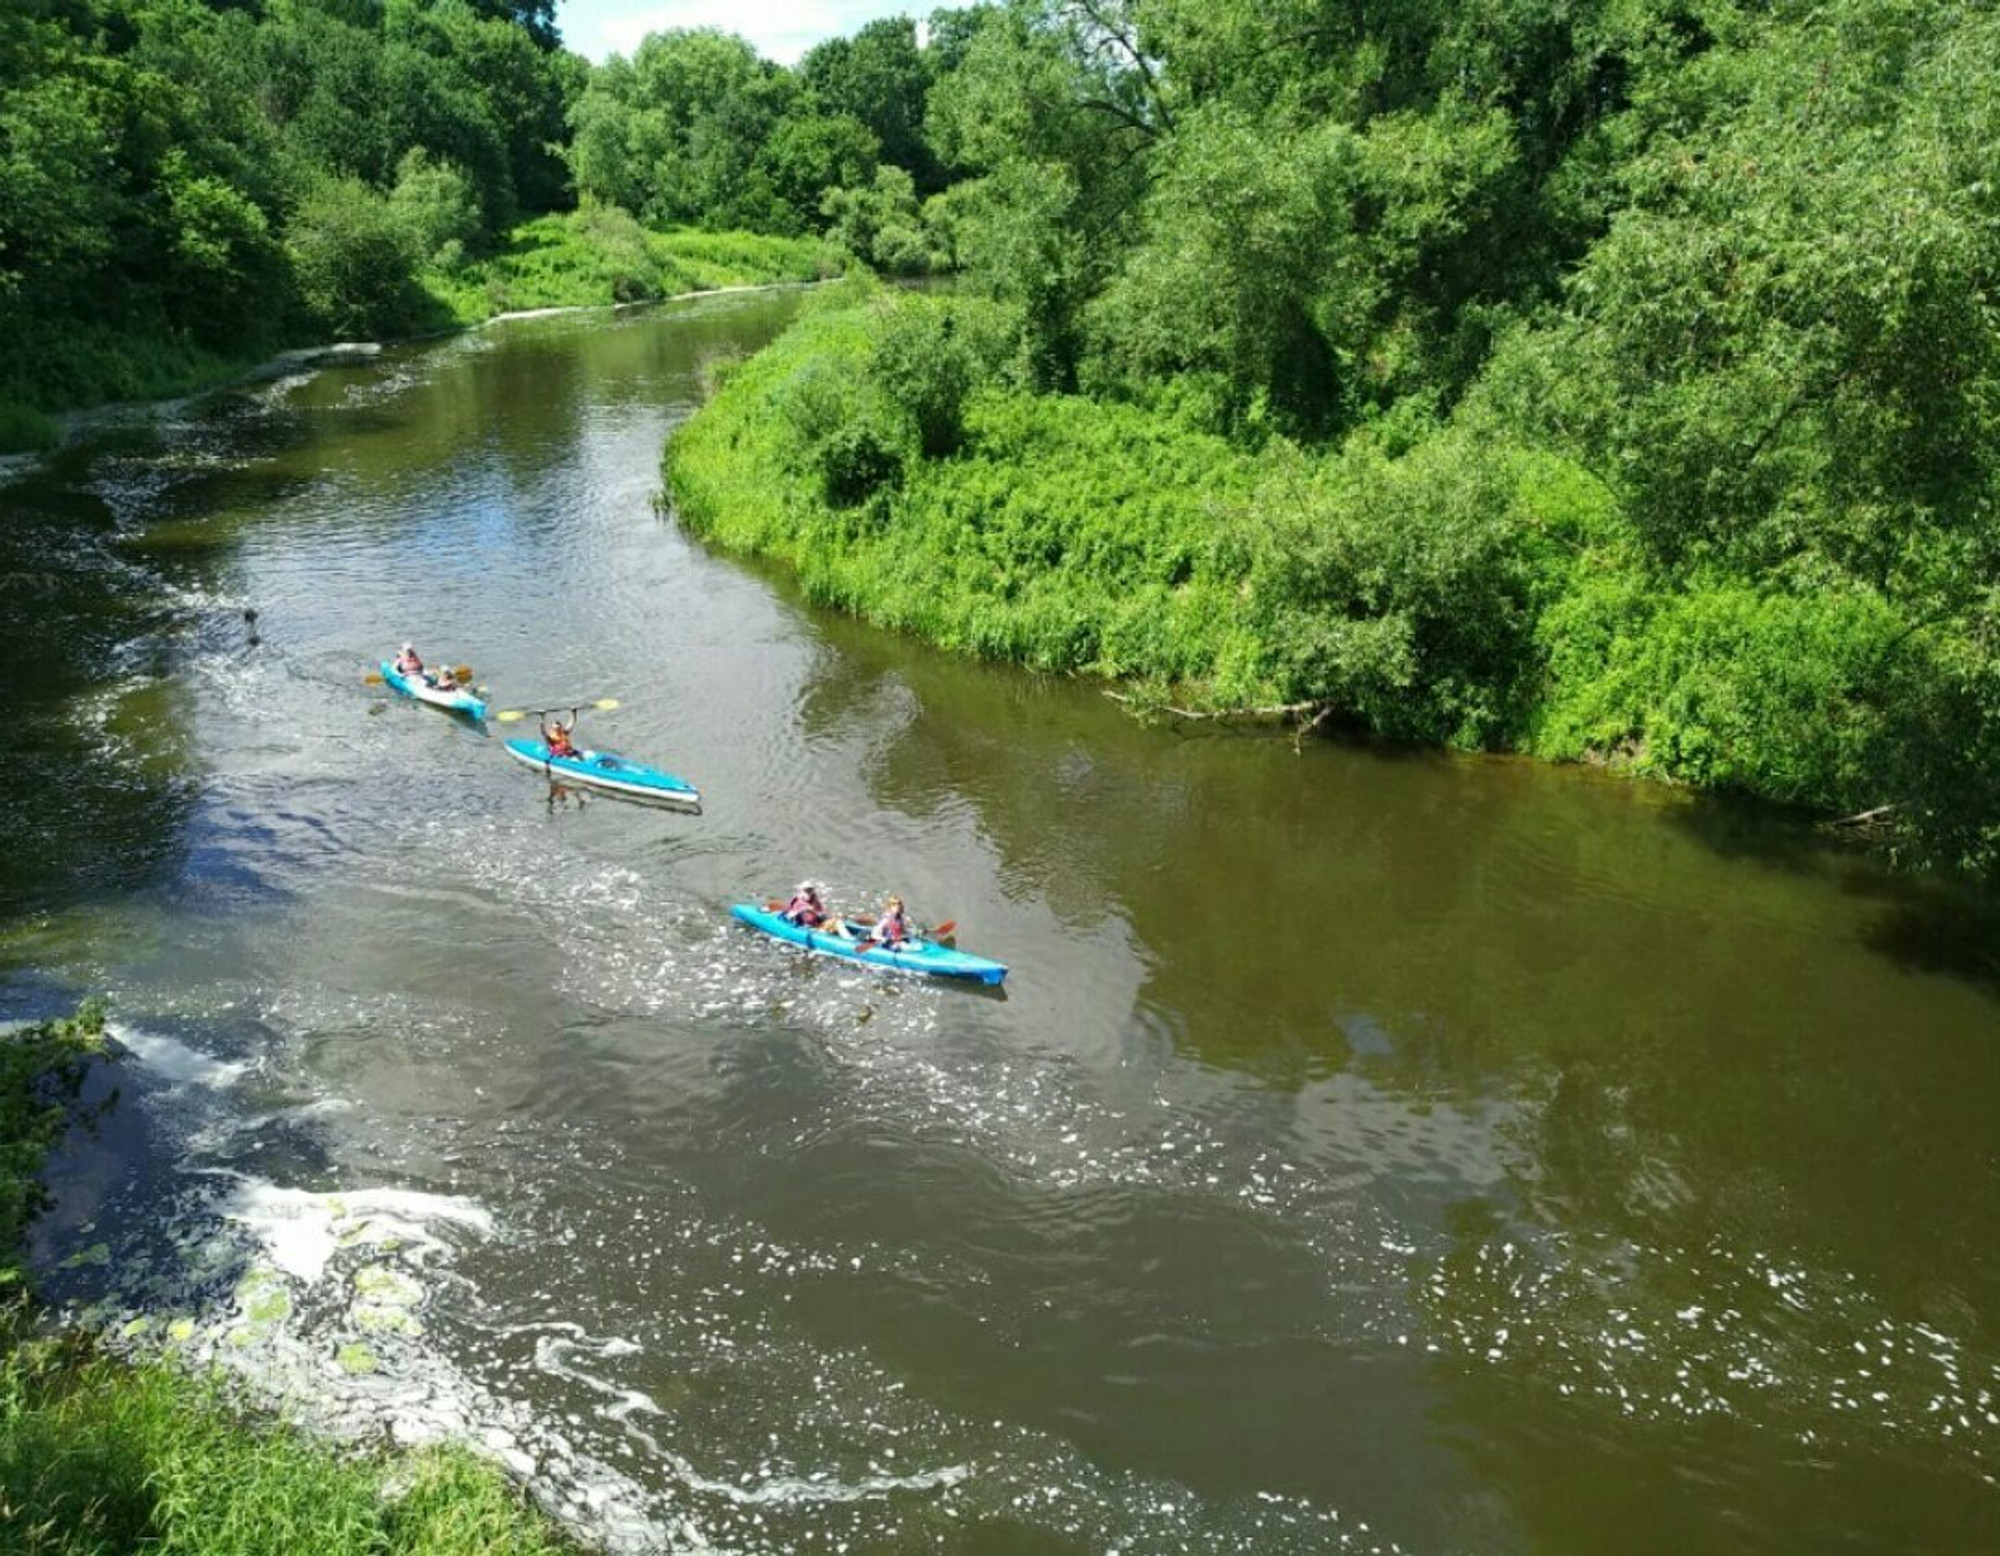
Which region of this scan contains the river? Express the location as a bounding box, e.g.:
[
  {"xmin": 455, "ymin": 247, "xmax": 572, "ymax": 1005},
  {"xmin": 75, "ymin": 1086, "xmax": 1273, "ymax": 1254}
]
[{"xmin": 3, "ymin": 291, "xmax": 1997, "ymax": 1554}]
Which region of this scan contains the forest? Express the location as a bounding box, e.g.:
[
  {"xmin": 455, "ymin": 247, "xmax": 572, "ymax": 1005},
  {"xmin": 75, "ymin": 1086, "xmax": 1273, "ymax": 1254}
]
[
  {"xmin": 665, "ymin": 0, "xmax": 2000, "ymax": 879},
  {"xmin": 6, "ymin": 0, "xmax": 1998, "ymax": 874}
]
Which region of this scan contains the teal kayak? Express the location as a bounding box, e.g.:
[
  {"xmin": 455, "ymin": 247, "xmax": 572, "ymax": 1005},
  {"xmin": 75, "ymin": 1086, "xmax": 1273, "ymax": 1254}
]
[
  {"xmin": 381, "ymin": 661, "xmax": 486, "ymax": 721},
  {"xmin": 505, "ymin": 737, "xmax": 701, "ymax": 809},
  {"xmin": 730, "ymin": 903, "xmax": 1008, "ymax": 985}
]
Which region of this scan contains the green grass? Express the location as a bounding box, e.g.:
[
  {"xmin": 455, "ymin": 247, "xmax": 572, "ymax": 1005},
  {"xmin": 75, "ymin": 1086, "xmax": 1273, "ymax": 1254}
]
[
  {"xmin": 0, "ymin": 1332, "xmax": 567, "ymax": 1556},
  {"xmin": 0, "ymin": 1006, "xmax": 570, "ymax": 1554},
  {"xmin": 422, "ymin": 208, "xmax": 849, "ymax": 324},
  {"xmin": 668, "ymin": 290, "xmax": 1275, "ymax": 695}
]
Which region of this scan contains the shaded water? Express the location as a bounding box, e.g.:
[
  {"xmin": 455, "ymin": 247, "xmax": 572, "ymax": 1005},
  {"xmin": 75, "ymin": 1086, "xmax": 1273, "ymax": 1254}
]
[{"xmin": 3, "ymin": 292, "xmax": 1998, "ymax": 1553}]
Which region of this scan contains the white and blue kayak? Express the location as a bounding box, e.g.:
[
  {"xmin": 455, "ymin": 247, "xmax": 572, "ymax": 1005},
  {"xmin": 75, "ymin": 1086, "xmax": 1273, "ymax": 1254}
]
[
  {"xmin": 505, "ymin": 737, "xmax": 701, "ymax": 809},
  {"xmin": 730, "ymin": 904, "xmax": 1008, "ymax": 985},
  {"xmin": 381, "ymin": 661, "xmax": 487, "ymax": 721}
]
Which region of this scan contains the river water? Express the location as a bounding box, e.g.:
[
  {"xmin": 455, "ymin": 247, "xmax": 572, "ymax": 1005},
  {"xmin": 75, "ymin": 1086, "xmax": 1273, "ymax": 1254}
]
[{"xmin": 3, "ymin": 292, "xmax": 1998, "ymax": 1553}]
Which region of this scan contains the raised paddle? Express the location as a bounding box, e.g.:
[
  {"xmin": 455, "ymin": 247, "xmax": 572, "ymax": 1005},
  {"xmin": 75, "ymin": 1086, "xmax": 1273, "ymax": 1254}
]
[{"xmin": 495, "ymin": 697, "xmax": 620, "ymax": 723}]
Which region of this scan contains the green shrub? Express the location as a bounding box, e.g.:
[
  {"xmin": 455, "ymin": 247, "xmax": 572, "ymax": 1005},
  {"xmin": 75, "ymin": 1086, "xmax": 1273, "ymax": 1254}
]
[
  {"xmin": 1533, "ymin": 572, "xmax": 1902, "ymax": 806},
  {"xmin": 1242, "ymin": 432, "xmax": 1558, "ymax": 746},
  {"xmin": 818, "ymin": 418, "xmax": 904, "ymax": 506},
  {"xmin": 287, "ymin": 177, "xmax": 428, "ymax": 340}
]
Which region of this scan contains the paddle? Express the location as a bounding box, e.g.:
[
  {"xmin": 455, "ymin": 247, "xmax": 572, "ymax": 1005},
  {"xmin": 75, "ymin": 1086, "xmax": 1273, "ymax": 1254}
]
[{"xmin": 495, "ymin": 697, "xmax": 620, "ymax": 723}]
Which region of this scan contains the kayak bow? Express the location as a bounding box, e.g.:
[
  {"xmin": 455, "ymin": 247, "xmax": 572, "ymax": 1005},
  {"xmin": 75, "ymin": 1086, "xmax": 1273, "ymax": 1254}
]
[{"xmin": 730, "ymin": 903, "xmax": 1007, "ymax": 985}]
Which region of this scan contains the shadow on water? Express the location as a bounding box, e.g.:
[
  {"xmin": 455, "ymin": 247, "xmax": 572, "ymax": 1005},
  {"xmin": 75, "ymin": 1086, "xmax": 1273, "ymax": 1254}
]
[{"xmin": 1664, "ymin": 779, "xmax": 2000, "ymax": 995}]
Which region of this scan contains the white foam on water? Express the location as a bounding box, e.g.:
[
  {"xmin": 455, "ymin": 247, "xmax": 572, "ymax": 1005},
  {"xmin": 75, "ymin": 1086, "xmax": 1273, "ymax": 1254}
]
[
  {"xmin": 216, "ymin": 1175, "xmax": 494, "ymax": 1282},
  {"xmin": 112, "ymin": 1021, "xmax": 250, "ymax": 1090}
]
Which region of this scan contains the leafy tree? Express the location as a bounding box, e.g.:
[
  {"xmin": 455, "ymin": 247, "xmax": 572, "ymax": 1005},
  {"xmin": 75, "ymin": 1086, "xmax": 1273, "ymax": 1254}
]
[{"xmin": 800, "ymin": 17, "xmax": 938, "ymax": 189}]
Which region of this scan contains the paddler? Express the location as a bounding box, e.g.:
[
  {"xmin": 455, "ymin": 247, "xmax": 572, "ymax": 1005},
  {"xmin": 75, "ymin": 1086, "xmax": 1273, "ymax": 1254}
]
[
  {"xmin": 782, "ymin": 882, "xmax": 828, "ymax": 928},
  {"xmin": 867, "ymin": 895, "xmax": 912, "ymax": 949},
  {"xmin": 542, "ymin": 715, "xmax": 580, "ymax": 759},
  {"xmin": 393, "ymin": 642, "xmax": 424, "ymax": 676},
  {"xmin": 432, "ymin": 664, "xmax": 460, "ymax": 691}
]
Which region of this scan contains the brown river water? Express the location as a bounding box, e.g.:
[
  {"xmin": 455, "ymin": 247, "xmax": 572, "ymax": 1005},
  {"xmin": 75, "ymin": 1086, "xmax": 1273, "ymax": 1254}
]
[{"xmin": 2, "ymin": 290, "xmax": 1997, "ymax": 1553}]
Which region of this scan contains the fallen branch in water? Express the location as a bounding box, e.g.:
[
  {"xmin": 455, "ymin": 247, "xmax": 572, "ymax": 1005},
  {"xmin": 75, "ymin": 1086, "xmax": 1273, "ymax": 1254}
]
[
  {"xmin": 1292, "ymin": 702, "xmax": 1336, "ymax": 753},
  {"xmin": 1104, "ymin": 690, "xmax": 1340, "ymax": 750},
  {"xmin": 1827, "ymin": 802, "xmax": 1899, "ymax": 828},
  {"xmin": 1104, "ymin": 690, "xmax": 1329, "ymax": 723}
]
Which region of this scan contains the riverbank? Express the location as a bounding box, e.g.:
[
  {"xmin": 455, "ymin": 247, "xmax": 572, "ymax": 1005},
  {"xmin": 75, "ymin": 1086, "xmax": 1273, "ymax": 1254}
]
[
  {"xmin": 666, "ymin": 285, "xmax": 1999, "ymax": 879},
  {"xmin": 0, "ymin": 1005, "xmax": 569, "ymax": 1555},
  {"xmin": 0, "ymin": 214, "xmax": 846, "ymax": 456}
]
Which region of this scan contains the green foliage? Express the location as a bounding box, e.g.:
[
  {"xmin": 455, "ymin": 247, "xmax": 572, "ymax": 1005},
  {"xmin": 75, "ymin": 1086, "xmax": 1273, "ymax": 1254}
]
[
  {"xmin": 0, "ymin": 0, "xmax": 584, "ymax": 426},
  {"xmin": 1532, "ymin": 571, "xmax": 1903, "ymax": 803},
  {"xmin": 287, "ymin": 177, "xmax": 432, "ymax": 340},
  {"xmin": 420, "ymin": 210, "xmax": 844, "ymax": 321},
  {"xmin": 565, "ymin": 29, "xmax": 797, "ymax": 229},
  {"xmin": 0, "ymin": 1336, "xmax": 567, "ymax": 1555},
  {"xmin": 388, "ymin": 151, "xmax": 483, "ymax": 270},
  {"xmin": 0, "ymin": 1001, "xmax": 109, "ymax": 1289},
  {"xmin": 1243, "ymin": 433, "xmax": 1555, "ymax": 746},
  {"xmin": 820, "ymin": 166, "xmax": 949, "ymax": 276},
  {"xmin": 670, "ymin": 291, "xmax": 1269, "ymax": 682},
  {"xmin": 870, "ymin": 296, "xmax": 986, "ymax": 457}
]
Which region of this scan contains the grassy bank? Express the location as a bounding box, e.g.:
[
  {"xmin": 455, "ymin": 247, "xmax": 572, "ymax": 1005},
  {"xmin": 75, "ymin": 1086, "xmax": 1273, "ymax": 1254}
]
[
  {"xmin": 0, "ymin": 1004, "xmax": 568, "ymax": 1554},
  {"xmin": 668, "ymin": 286, "xmax": 1999, "ymax": 875},
  {"xmin": 419, "ymin": 209, "xmax": 847, "ymax": 323},
  {"xmin": 669, "ymin": 286, "xmax": 1273, "ymax": 691},
  {"xmin": 0, "ymin": 213, "xmax": 847, "ymax": 455}
]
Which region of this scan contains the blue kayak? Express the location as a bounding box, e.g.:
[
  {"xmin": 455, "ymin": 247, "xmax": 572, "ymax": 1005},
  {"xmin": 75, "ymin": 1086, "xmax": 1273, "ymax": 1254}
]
[
  {"xmin": 505, "ymin": 737, "xmax": 701, "ymax": 809},
  {"xmin": 730, "ymin": 903, "xmax": 1008, "ymax": 985},
  {"xmin": 381, "ymin": 662, "xmax": 487, "ymax": 721}
]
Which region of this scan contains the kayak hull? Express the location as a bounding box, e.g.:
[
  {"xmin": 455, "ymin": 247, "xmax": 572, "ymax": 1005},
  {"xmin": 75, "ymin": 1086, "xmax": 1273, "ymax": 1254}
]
[
  {"xmin": 730, "ymin": 903, "xmax": 1007, "ymax": 985},
  {"xmin": 381, "ymin": 662, "xmax": 486, "ymax": 721},
  {"xmin": 505, "ymin": 737, "xmax": 701, "ymax": 810}
]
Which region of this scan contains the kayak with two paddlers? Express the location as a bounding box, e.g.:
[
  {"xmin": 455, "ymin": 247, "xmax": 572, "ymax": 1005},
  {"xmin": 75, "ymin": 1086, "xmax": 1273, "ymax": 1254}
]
[{"xmin": 730, "ymin": 901, "xmax": 1007, "ymax": 985}]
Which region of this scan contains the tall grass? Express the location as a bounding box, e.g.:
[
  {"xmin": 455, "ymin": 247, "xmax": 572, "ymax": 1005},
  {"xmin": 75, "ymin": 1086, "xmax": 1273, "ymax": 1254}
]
[
  {"xmin": 0, "ymin": 1332, "xmax": 567, "ymax": 1556},
  {"xmin": 668, "ymin": 289, "xmax": 1275, "ymax": 695}
]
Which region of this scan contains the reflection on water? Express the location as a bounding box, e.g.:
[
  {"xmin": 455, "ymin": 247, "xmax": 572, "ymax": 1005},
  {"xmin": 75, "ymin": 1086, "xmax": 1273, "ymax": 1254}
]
[{"xmin": 4, "ymin": 291, "xmax": 1999, "ymax": 1553}]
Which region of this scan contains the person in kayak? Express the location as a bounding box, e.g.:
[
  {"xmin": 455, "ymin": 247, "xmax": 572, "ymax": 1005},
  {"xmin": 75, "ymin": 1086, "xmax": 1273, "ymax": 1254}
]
[
  {"xmin": 782, "ymin": 882, "xmax": 827, "ymax": 928},
  {"xmin": 542, "ymin": 716, "xmax": 579, "ymax": 759},
  {"xmin": 393, "ymin": 643, "xmax": 424, "ymax": 676},
  {"xmin": 867, "ymin": 896, "xmax": 912, "ymax": 948},
  {"xmin": 432, "ymin": 665, "xmax": 460, "ymax": 692}
]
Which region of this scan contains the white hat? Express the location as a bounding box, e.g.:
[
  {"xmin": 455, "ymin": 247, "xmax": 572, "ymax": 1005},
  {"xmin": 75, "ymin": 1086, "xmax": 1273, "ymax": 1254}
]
[{"xmin": 400, "ymin": 642, "xmax": 413, "ymax": 652}]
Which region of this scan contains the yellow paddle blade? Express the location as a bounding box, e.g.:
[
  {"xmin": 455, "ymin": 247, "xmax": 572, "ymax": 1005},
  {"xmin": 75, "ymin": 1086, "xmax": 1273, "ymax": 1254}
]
[
  {"xmin": 496, "ymin": 710, "xmax": 528, "ymax": 722},
  {"xmin": 454, "ymin": 665, "xmax": 474, "ymax": 681},
  {"xmin": 593, "ymin": 698, "xmax": 620, "ymax": 711},
  {"xmin": 363, "ymin": 671, "xmax": 385, "ymax": 684}
]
